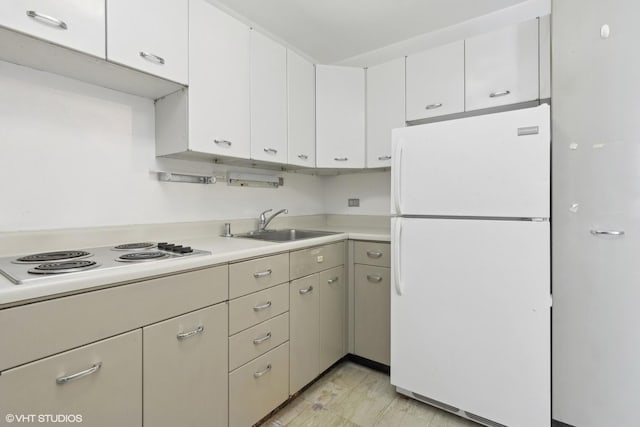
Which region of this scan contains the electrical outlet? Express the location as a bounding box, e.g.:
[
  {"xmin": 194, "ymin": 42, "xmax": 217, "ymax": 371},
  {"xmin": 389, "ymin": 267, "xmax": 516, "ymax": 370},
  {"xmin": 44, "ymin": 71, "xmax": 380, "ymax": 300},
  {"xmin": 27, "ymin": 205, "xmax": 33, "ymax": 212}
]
[{"xmin": 348, "ymin": 198, "xmax": 360, "ymax": 207}]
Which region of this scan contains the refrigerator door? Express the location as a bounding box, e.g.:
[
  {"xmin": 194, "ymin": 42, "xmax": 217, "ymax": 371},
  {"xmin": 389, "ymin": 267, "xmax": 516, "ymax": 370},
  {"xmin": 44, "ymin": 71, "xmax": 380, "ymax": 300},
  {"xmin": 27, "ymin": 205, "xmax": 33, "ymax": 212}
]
[
  {"xmin": 390, "ymin": 217, "xmax": 550, "ymax": 427},
  {"xmin": 391, "ymin": 104, "xmax": 550, "ymax": 218}
]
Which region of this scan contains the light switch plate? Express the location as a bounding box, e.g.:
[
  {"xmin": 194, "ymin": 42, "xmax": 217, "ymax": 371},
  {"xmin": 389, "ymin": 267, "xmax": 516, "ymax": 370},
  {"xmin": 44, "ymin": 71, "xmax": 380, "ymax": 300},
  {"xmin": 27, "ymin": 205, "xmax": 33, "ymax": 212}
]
[{"xmin": 348, "ymin": 198, "xmax": 360, "ymax": 207}]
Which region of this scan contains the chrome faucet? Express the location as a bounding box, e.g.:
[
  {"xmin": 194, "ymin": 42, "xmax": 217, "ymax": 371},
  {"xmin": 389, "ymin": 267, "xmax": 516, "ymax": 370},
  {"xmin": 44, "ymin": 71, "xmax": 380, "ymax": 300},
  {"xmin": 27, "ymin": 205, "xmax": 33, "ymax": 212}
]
[{"xmin": 259, "ymin": 208, "xmax": 288, "ymax": 231}]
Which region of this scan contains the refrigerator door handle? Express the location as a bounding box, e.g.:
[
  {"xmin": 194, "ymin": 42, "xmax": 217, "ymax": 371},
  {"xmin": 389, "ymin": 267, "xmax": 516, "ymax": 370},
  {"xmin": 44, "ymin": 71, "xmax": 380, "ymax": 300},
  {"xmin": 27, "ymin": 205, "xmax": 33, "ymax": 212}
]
[
  {"xmin": 393, "ymin": 219, "xmax": 403, "ymax": 296},
  {"xmin": 393, "ymin": 142, "xmax": 403, "ymax": 214}
]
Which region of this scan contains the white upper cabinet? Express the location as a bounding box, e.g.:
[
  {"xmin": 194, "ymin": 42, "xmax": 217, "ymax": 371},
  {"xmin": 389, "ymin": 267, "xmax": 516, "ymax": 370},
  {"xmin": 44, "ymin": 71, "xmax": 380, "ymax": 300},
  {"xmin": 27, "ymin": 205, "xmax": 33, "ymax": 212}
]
[
  {"xmin": 406, "ymin": 41, "xmax": 464, "ymax": 121},
  {"xmin": 316, "ymin": 65, "xmax": 365, "ymax": 169},
  {"xmin": 465, "ymin": 19, "xmax": 539, "ymax": 111},
  {"xmin": 0, "ymin": 0, "xmax": 105, "ymax": 58},
  {"xmin": 366, "ymin": 58, "xmax": 405, "ymax": 168},
  {"xmin": 287, "ymin": 50, "xmax": 316, "ymax": 167},
  {"xmin": 250, "ymin": 30, "xmax": 288, "ymax": 164},
  {"xmin": 107, "ymin": 0, "xmax": 188, "ymax": 84}
]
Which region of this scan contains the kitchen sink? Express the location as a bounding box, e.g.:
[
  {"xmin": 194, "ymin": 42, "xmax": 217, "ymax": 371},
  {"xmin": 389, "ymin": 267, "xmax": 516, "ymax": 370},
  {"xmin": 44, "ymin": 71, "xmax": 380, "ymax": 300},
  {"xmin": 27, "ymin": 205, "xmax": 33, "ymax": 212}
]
[{"xmin": 235, "ymin": 229, "xmax": 340, "ymax": 242}]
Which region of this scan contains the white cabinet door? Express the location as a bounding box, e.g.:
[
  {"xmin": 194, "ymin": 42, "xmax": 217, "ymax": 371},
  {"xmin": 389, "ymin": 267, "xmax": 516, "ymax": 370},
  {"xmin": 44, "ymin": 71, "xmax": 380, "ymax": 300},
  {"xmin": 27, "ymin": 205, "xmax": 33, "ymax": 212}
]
[
  {"xmin": 366, "ymin": 58, "xmax": 405, "ymax": 168},
  {"xmin": 107, "ymin": 0, "xmax": 188, "ymax": 84},
  {"xmin": 391, "ymin": 217, "xmax": 550, "ymax": 427},
  {"xmin": 318, "ymin": 266, "xmax": 346, "ymax": 372},
  {"xmin": 287, "ymin": 50, "xmax": 316, "ymax": 167},
  {"xmin": 187, "ymin": 0, "xmax": 250, "ymax": 159},
  {"xmin": 250, "ymin": 30, "xmax": 288, "ymax": 163},
  {"xmin": 405, "ymin": 41, "xmax": 464, "ymax": 121},
  {"xmin": 316, "ymin": 65, "xmax": 365, "ymax": 168},
  {"xmin": 289, "ymin": 275, "xmax": 320, "ymax": 394},
  {"xmin": 0, "ymin": 0, "xmax": 105, "ymax": 58},
  {"xmin": 465, "ymin": 19, "xmax": 539, "ymax": 111}
]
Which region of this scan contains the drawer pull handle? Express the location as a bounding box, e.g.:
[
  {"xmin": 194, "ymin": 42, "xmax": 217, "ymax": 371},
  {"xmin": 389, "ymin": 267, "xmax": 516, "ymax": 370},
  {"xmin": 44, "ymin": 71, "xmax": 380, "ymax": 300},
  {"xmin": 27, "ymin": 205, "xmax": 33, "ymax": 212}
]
[
  {"xmin": 253, "ymin": 269, "xmax": 272, "ymax": 278},
  {"xmin": 253, "ymin": 301, "xmax": 272, "ymax": 311},
  {"xmin": 327, "ymin": 277, "xmax": 339, "ymax": 284},
  {"xmin": 590, "ymin": 229, "xmax": 625, "ymax": 236},
  {"xmin": 139, "ymin": 51, "xmax": 165, "ymax": 65},
  {"xmin": 214, "ymin": 139, "xmax": 232, "ymax": 147},
  {"xmin": 26, "ymin": 10, "xmax": 68, "ymax": 30},
  {"xmin": 425, "ymin": 103, "xmax": 443, "ymax": 110},
  {"xmin": 56, "ymin": 362, "xmax": 102, "ymax": 385},
  {"xmin": 378, "ymin": 155, "xmax": 391, "ymax": 161},
  {"xmin": 263, "ymin": 148, "xmax": 278, "ymax": 155},
  {"xmin": 177, "ymin": 325, "xmax": 204, "ymax": 340},
  {"xmin": 366, "ymin": 251, "xmax": 383, "ymax": 258},
  {"xmin": 254, "ymin": 364, "xmax": 272, "ymax": 378},
  {"xmin": 367, "ymin": 275, "xmax": 383, "ymax": 283},
  {"xmin": 299, "ymin": 285, "xmax": 314, "ymax": 295},
  {"xmin": 489, "ymin": 90, "xmax": 511, "ymax": 98},
  {"xmin": 334, "ymin": 157, "xmax": 348, "ymax": 161},
  {"xmin": 253, "ymin": 332, "xmax": 272, "ymax": 345},
  {"xmin": 298, "ymin": 154, "xmax": 309, "ymax": 160}
]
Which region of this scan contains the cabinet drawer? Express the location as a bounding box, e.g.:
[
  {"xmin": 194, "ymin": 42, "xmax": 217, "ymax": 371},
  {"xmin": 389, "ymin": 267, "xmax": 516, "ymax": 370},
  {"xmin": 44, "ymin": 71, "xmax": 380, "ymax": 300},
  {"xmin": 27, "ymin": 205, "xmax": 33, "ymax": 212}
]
[
  {"xmin": 354, "ymin": 265, "xmax": 390, "ymax": 365},
  {"xmin": 354, "ymin": 241, "xmax": 390, "ymax": 267},
  {"xmin": 143, "ymin": 304, "xmax": 228, "ymax": 427},
  {"xmin": 290, "ymin": 241, "xmax": 345, "ymax": 280},
  {"xmin": 229, "ymin": 253, "xmax": 289, "ymax": 299},
  {"xmin": 229, "ymin": 312, "xmax": 289, "ymax": 371},
  {"xmin": 0, "ymin": 330, "xmax": 141, "ymax": 425},
  {"xmin": 229, "ymin": 342, "xmax": 290, "ymax": 427},
  {"xmin": 0, "ymin": 265, "xmax": 228, "ymax": 371},
  {"xmin": 0, "ymin": 0, "xmax": 105, "ymax": 58},
  {"xmin": 229, "ymin": 283, "xmax": 289, "ymax": 335}
]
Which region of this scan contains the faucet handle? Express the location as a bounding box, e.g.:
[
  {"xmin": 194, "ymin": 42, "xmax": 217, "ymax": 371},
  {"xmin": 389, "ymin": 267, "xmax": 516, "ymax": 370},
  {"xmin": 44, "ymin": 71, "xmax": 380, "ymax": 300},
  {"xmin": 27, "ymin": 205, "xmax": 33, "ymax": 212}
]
[{"xmin": 260, "ymin": 209, "xmax": 272, "ymax": 222}]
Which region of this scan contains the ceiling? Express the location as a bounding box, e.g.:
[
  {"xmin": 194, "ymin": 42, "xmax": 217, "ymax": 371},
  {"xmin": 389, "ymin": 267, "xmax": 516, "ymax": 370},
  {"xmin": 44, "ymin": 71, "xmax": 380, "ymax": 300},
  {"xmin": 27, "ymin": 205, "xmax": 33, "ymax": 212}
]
[{"xmin": 212, "ymin": 0, "xmax": 530, "ymax": 63}]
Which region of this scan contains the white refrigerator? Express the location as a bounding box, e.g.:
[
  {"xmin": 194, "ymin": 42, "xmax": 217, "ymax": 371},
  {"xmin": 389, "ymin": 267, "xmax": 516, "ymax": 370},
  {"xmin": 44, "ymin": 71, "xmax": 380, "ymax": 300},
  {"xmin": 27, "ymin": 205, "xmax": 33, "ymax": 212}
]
[{"xmin": 390, "ymin": 105, "xmax": 551, "ymax": 427}]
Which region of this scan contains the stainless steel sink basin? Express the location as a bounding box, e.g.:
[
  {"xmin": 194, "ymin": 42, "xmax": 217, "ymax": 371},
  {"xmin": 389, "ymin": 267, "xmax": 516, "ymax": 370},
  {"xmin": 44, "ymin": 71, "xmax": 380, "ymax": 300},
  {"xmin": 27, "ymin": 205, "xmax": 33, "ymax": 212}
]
[{"xmin": 235, "ymin": 229, "xmax": 340, "ymax": 242}]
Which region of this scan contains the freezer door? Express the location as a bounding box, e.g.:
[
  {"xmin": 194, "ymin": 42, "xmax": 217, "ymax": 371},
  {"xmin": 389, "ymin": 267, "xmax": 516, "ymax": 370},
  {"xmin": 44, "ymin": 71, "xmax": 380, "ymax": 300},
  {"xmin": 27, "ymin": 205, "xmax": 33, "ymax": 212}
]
[
  {"xmin": 391, "ymin": 104, "xmax": 550, "ymax": 218},
  {"xmin": 390, "ymin": 217, "xmax": 550, "ymax": 427}
]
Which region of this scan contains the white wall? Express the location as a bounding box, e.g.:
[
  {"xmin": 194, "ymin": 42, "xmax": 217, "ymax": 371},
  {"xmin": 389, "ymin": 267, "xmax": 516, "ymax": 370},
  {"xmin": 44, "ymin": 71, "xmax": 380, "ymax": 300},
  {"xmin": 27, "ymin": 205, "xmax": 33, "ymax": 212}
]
[
  {"xmin": 0, "ymin": 61, "xmax": 325, "ymax": 232},
  {"xmin": 322, "ymin": 171, "xmax": 390, "ymax": 215}
]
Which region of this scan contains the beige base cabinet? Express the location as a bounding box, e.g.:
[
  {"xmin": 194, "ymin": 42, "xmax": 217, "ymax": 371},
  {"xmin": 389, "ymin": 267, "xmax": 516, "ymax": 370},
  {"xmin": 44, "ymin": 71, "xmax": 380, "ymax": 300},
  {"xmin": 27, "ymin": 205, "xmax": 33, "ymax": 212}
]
[
  {"xmin": 354, "ymin": 265, "xmax": 391, "ymax": 365},
  {"xmin": 0, "ymin": 330, "xmax": 142, "ymax": 426},
  {"xmin": 143, "ymin": 303, "xmax": 228, "ymax": 427},
  {"xmin": 229, "ymin": 342, "xmax": 290, "ymax": 427},
  {"xmin": 289, "ymin": 274, "xmax": 320, "ymax": 394},
  {"xmin": 319, "ymin": 266, "xmax": 347, "ymax": 372}
]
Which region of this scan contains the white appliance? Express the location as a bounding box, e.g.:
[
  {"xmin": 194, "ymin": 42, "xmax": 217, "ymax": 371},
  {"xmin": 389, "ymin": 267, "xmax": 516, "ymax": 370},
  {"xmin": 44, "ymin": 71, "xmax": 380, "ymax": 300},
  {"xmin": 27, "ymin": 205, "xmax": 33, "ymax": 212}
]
[{"xmin": 390, "ymin": 105, "xmax": 551, "ymax": 427}]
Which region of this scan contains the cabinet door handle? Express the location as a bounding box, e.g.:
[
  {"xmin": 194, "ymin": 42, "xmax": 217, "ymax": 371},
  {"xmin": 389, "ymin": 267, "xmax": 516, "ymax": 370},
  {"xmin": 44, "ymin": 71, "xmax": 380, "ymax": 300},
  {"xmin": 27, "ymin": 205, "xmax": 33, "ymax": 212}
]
[
  {"xmin": 56, "ymin": 362, "xmax": 102, "ymax": 385},
  {"xmin": 139, "ymin": 51, "xmax": 165, "ymax": 65},
  {"xmin": 253, "ymin": 332, "xmax": 272, "ymax": 345},
  {"xmin": 378, "ymin": 155, "xmax": 391, "ymax": 161},
  {"xmin": 213, "ymin": 139, "xmax": 232, "ymax": 146},
  {"xmin": 334, "ymin": 157, "xmax": 348, "ymax": 161},
  {"xmin": 425, "ymin": 103, "xmax": 443, "ymax": 110},
  {"xmin": 367, "ymin": 275, "xmax": 383, "ymax": 283},
  {"xmin": 299, "ymin": 285, "xmax": 314, "ymax": 295},
  {"xmin": 327, "ymin": 277, "xmax": 339, "ymax": 284},
  {"xmin": 489, "ymin": 90, "xmax": 511, "ymax": 98},
  {"xmin": 253, "ymin": 269, "xmax": 272, "ymax": 278},
  {"xmin": 298, "ymin": 154, "xmax": 309, "ymax": 160},
  {"xmin": 253, "ymin": 364, "xmax": 272, "ymax": 378},
  {"xmin": 177, "ymin": 325, "xmax": 204, "ymax": 340},
  {"xmin": 590, "ymin": 229, "xmax": 625, "ymax": 236},
  {"xmin": 263, "ymin": 148, "xmax": 278, "ymax": 155},
  {"xmin": 26, "ymin": 10, "xmax": 68, "ymax": 30},
  {"xmin": 253, "ymin": 301, "xmax": 272, "ymax": 311},
  {"xmin": 366, "ymin": 250, "xmax": 383, "ymax": 258}
]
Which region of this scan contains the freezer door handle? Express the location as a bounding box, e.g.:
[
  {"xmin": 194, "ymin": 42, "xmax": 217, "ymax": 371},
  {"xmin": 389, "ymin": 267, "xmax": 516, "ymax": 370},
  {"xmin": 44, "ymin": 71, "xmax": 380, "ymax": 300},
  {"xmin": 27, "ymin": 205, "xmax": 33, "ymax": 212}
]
[
  {"xmin": 590, "ymin": 229, "xmax": 625, "ymax": 236},
  {"xmin": 393, "ymin": 219, "xmax": 403, "ymax": 296},
  {"xmin": 393, "ymin": 142, "xmax": 403, "ymax": 214}
]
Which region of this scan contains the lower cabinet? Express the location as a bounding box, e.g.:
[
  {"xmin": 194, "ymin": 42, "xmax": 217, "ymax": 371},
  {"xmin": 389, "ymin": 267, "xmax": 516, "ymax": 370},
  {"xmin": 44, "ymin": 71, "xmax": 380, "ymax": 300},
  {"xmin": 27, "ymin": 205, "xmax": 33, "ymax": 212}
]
[
  {"xmin": 354, "ymin": 264, "xmax": 391, "ymax": 365},
  {"xmin": 229, "ymin": 342, "xmax": 290, "ymax": 427},
  {"xmin": 289, "ymin": 274, "xmax": 320, "ymax": 394},
  {"xmin": 319, "ymin": 266, "xmax": 347, "ymax": 372},
  {"xmin": 0, "ymin": 330, "xmax": 142, "ymax": 426},
  {"xmin": 143, "ymin": 303, "xmax": 228, "ymax": 427}
]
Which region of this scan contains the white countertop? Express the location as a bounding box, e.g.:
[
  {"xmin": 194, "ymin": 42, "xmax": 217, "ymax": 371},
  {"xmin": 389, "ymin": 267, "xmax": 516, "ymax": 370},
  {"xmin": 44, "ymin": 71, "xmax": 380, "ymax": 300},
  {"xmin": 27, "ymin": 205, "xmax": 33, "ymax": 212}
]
[{"xmin": 0, "ymin": 227, "xmax": 390, "ymax": 307}]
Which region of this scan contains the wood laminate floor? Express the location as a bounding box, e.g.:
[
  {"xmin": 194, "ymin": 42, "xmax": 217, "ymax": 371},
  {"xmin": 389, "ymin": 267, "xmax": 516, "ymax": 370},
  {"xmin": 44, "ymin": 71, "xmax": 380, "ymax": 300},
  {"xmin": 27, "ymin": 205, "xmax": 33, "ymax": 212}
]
[{"xmin": 261, "ymin": 361, "xmax": 479, "ymax": 427}]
